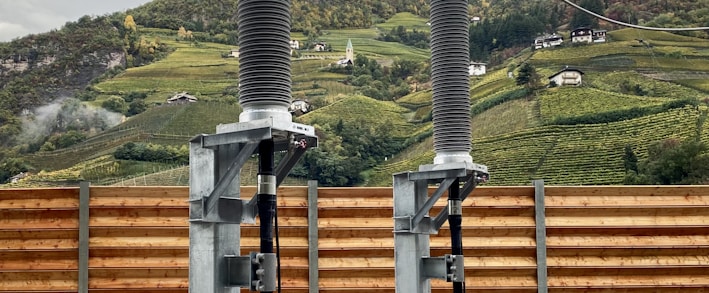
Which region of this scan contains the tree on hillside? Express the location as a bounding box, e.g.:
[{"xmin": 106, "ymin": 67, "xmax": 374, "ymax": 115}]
[
  {"xmin": 622, "ymin": 144, "xmax": 638, "ymax": 173},
  {"xmin": 0, "ymin": 158, "xmax": 28, "ymax": 184},
  {"xmin": 515, "ymin": 63, "xmax": 541, "ymax": 91},
  {"xmin": 570, "ymin": 0, "xmax": 604, "ymax": 28},
  {"xmin": 124, "ymin": 15, "xmax": 138, "ymax": 32},
  {"xmin": 102, "ymin": 96, "xmax": 128, "ymax": 114},
  {"xmin": 625, "ymin": 138, "xmax": 709, "ymax": 185},
  {"xmin": 177, "ymin": 26, "xmax": 193, "ymax": 40}
]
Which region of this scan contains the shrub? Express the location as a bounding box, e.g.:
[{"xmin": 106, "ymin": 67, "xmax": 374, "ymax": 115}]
[{"xmin": 102, "ymin": 96, "xmax": 127, "ymax": 114}]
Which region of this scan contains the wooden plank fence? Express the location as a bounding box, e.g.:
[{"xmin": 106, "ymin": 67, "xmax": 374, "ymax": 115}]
[{"xmin": 1, "ymin": 183, "xmax": 709, "ymax": 292}]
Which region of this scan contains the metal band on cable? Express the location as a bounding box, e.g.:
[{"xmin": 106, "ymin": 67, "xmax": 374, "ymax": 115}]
[
  {"xmin": 448, "ymin": 199, "xmax": 463, "ymax": 216},
  {"xmin": 257, "ymin": 175, "xmax": 277, "ymax": 195}
]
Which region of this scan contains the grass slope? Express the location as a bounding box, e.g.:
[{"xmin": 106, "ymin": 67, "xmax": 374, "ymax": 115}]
[{"xmin": 375, "ymin": 12, "xmax": 430, "ymax": 32}]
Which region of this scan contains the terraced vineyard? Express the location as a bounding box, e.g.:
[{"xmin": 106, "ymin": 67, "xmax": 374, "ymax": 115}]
[
  {"xmin": 25, "ymin": 101, "xmax": 240, "ymax": 176},
  {"xmin": 396, "ymin": 90, "xmax": 432, "ymax": 109},
  {"xmin": 374, "ymin": 12, "xmax": 430, "ymax": 32},
  {"xmin": 94, "ymin": 40, "xmax": 240, "ymax": 104},
  {"xmin": 368, "ymin": 106, "xmax": 705, "ymax": 186},
  {"xmin": 586, "ymin": 71, "xmax": 707, "ymax": 99},
  {"xmin": 297, "ymin": 95, "xmax": 422, "ymax": 138},
  {"xmin": 538, "ymin": 87, "xmax": 668, "ymax": 123}
]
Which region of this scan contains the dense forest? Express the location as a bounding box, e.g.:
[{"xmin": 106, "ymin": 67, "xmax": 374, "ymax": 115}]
[{"xmin": 127, "ymin": 0, "xmax": 709, "ymax": 61}]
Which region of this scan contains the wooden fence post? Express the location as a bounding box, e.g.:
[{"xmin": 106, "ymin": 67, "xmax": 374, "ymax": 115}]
[
  {"xmin": 534, "ymin": 180, "xmax": 548, "ymax": 293},
  {"xmin": 307, "ymin": 180, "xmax": 319, "ymax": 293},
  {"xmin": 78, "ymin": 182, "xmax": 90, "ymax": 293}
]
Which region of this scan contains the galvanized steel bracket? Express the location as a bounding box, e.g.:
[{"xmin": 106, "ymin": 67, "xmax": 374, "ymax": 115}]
[
  {"xmin": 189, "ymin": 118, "xmax": 317, "ymax": 224},
  {"xmin": 225, "ymin": 252, "xmax": 278, "ymax": 291},
  {"xmin": 422, "ymin": 254, "xmax": 465, "ymax": 282}
]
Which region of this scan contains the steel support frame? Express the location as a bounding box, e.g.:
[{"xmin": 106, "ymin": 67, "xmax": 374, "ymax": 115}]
[
  {"xmin": 189, "ymin": 118, "xmax": 316, "ymax": 292},
  {"xmin": 393, "ymin": 162, "xmax": 488, "ymax": 293}
]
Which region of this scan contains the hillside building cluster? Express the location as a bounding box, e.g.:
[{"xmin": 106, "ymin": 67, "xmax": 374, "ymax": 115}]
[{"xmin": 534, "ymin": 27, "xmax": 607, "ymax": 50}]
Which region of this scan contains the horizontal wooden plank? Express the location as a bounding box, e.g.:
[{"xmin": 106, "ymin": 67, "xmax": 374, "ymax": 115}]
[
  {"xmin": 0, "ymin": 192, "xmax": 78, "ymax": 210},
  {"xmin": 319, "ymin": 216, "xmax": 535, "ymax": 228},
  {"xmin": 546, "ymin": 194, "xmax": 709, "ymax": 208},
  {"xmin": 89, "ymin": 186, "xmax": 307, "ymax": 208},
  {"xmin": 241, "ymin": 236, "xmax": 308, "ymax": 248},
  {"xmin": 0, "ymin": 230, "xmax": 78, "ymax": 251},
  {"xmin": 0, "ymin": 251, "xmax": 77, "ymax": 271},
  {"xmin": 317, "ymin": 247, "xmax": 535, "ymax": 258},
  {"xmin": 316, "ymin": 186, "xmax": 534, "ymax": 199},
  {"xmin": 318, "ymin": 236, "xmax": 536, "ymax": 250},
  {"xmin": 0, "ymin": 210, "xmax": 77, "ymax": 230},
  {"xmin": 0, "ymin": 230, "xmax": 78, "ymax": 238},
  {"xmin": 547, "ymin": 207, "xmax": 709, "ymax": 227},
  {"xmin": 90, "ymin": 237, "xmax": 188, "ymax": 249},
  {"xmin": 0, "ymin": 238, "xmax": 77, "ymax": 251},
  {"xmin": 90, "ymin": 208, "xmax": 188, "ymax": 227},
  {"xmin": 548, "ymin": 247, "xmax": 709, "ymax": 257},
  {"xmin": 318, "ymin": 256, "xmax": 535, "ymax": 270},
  {"xmin": 548, "ymin": 235, "xmax": 709, "ymax": 248},
  {"xmin": 549, "ymin": 254, "xmax": 709, "ymax": 268},
  {"xmin": 549, "ymin": 289, "xmax": 709, "ymax": 293},
  {"xmin": 317, "ymin": 187, "xmax": 394, "ymax": 198},
  {"xmin": 91, "ymin": 288, "xmax": 189, "ymax": 293},
  {"xmin": 545, "ymin": 186, "xmax": 709, "ymax": 198},
  {"xmin": 89, "ymin": 186, "xmax": 187, "ymax": 198},
  {"xmin": 317, "ymin": 194, "xmax": 535, "ymax": 208},
  {"xmin": 0, "ymin": 271, "xmax": 76, "ymax": 291},
  {"xmin": 90, "ymin": 257, "xmax": 188, "ymax": 269},
  {"xmin": 319, "ymin": 269, "xmax": 536, "ymax": 287},
  {"xmin": 548, "ymin": 274, "xmax": 709, "ymax": 287},
  {"xmin": 88, "ymin": 268, "xmax": 187, "ymax": 288},
  {"xmin": 0, "ymin": 187, "xmax": 78, "ymax": 198}
]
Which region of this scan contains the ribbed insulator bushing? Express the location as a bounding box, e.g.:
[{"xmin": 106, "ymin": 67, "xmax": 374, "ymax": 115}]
[
  {"xmin": 237, "ymin": 0, "xmax": 292, "ymax": 114},
  {"xmin": 429, "ymin": 0, "xmax": 472, "ymax": 164}
]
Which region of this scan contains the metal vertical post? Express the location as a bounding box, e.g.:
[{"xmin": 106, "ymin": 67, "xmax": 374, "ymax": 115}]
[
  {"xmin": 534, "ymin": 180, "xmax": 548, "ymax": 293},
  {"xmin": 189, "ymin": 139, "xmax": 241, "ymax": 293},
  {"xmin": 393, "ymin": 173, "xmax": 431, "ymax": 293},
  {"xmin": 78, "ymin": 182, "xmax": 89, "ymax": 293},
  {"xmin": 307, "ymin": 180, "xmax": 319, "ymax": 293}
]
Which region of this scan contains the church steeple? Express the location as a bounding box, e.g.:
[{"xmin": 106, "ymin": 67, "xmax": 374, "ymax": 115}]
[{"xmin": 345, "ymin": 39, "xmax": 354, "ymax": 61}]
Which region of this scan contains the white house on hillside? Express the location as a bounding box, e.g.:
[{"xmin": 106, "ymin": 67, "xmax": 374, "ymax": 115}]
[
  {"xmin": 534, "ymin": 34, "xmax": 563, "ymax": 49},
  {"xmin": 592, "ymin": 30, "xmax": 607, "ymax": 43},
  {"xmin": 571, "ymin": 27, "xmax": 593, "ymax": 43},
  {"xmin": 549, "ymin": 66, "xmax": 584, "ymax": 86},
  {"xmin": 167, "ymin": 92, "xmax": 198, "ymax": 104},
  {"xmin": 469, "ymin": 62, "xmax": 487, "ymax": 76}
]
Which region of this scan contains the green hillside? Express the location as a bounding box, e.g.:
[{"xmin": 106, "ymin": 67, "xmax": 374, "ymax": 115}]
[
  {"xmin": 369, "ymin": 106, "xmax": 707, "ymax": 186},
  {"xmin": 366, "ymin": 28, "xmax": 709, "ymax": 186},
  {"xmin": 94, "ymin": 40, "xmax": 240, "ymax": 104},
  {"xmin": 5, "ymin": 18, "xmax": 709, "ymax": 187}
]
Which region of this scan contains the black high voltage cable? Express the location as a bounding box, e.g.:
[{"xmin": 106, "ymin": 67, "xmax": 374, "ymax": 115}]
[{"xmin": 561, "ymin": 0, "xmax": 709, "ymax": 31}]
